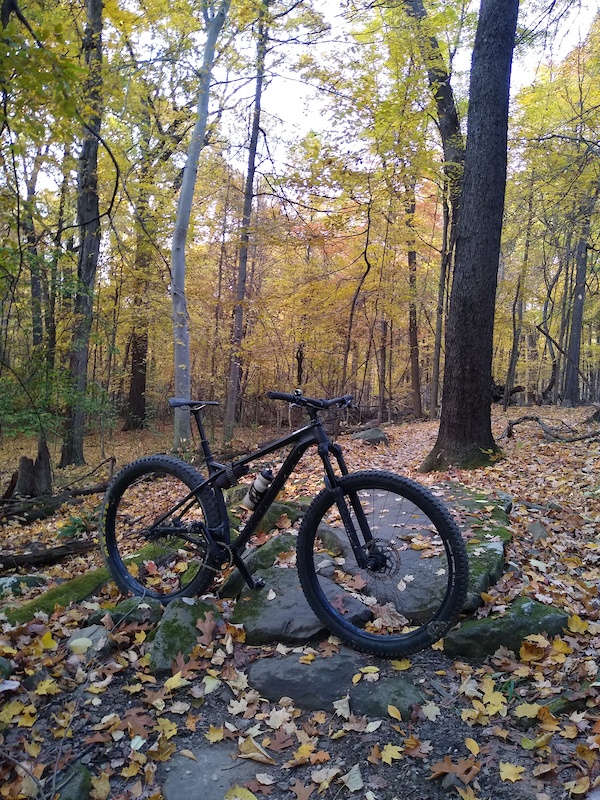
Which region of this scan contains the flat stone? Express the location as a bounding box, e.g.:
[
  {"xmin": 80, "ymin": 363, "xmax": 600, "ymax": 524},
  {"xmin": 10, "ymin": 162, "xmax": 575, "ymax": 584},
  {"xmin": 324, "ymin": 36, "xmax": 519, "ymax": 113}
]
[
  {"xmin": 350, "ymin": 675, "xmax": 423, "ymax": 719},
  {"xmin": 247, "ymin": 646, "xmax": 366, "ymax": 709},
  {"xmin": 161, "ymin": 747, "xmax": 258, "ymax": 800},
  {"xmin": 527, "ymin": 521, "xmax": 549, "ymax": 541},
  {"xmin": 67, "ymin": 624, "xmax": 111, "ymax": 655},
  {"xmin": 230, "ymin": 567, "xmax": 327, "ymax": 645},
  {"xmin": 247, "ymin": 646, "xmax": 423, "ymax": 719}
]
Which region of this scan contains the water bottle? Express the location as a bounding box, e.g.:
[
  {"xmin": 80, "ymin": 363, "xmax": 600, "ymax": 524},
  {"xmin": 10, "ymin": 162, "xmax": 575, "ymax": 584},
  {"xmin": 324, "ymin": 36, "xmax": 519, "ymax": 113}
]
[{"xmin": 242, "ymin": 469, "xmax": 274, "ymax": 510}]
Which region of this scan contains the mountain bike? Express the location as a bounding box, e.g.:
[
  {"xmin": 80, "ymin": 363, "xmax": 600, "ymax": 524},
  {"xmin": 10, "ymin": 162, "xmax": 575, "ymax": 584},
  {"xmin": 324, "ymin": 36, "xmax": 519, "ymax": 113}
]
[{"xmin": 99, "ymin": 391, "xmax": 469, "ymax": 657}]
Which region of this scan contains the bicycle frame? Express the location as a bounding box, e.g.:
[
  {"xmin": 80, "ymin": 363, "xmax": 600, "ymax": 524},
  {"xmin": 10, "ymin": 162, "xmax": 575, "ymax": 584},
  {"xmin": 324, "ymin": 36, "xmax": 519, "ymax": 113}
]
[{"xmin": 157, "ymin": 407, "xmax": 354, "ymax": 589}]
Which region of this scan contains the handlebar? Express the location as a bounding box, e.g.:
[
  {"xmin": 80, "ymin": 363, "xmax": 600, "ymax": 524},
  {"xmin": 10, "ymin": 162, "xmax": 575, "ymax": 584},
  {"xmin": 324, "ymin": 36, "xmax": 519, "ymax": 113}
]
[{"xmin": 266, "ymin": 390, "xmax": 353, "ymax": 410}]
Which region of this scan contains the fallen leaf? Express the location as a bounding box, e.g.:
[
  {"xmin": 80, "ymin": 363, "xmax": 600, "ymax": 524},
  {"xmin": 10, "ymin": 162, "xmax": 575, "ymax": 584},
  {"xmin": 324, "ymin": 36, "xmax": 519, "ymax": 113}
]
[{"xmin": 499, "ymin": 762, "xmax": 525, "ymax": 782}]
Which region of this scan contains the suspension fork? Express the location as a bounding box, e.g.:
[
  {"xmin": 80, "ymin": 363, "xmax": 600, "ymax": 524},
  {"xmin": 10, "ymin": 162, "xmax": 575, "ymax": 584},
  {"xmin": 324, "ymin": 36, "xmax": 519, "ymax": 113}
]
[{"xmin": 316, "ymin": 439, "xmax": 373, "ymax": 569}]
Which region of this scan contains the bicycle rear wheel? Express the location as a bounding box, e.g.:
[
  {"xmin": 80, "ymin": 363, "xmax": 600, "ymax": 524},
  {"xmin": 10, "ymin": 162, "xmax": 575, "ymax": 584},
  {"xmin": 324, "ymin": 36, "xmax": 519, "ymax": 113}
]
[
  {"xmin": 296, "ymin": 471, "xmax": 468, "ymax": 657},
  {"xmin": 99, "ymin": 455, "xmax": 221, "ymax": 602}
]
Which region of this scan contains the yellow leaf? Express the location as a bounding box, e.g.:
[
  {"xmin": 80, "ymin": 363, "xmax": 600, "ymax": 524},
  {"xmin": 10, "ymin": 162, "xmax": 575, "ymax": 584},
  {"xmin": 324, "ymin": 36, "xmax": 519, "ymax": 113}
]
[
  {"xmin": 147, "ymin": 735, "xmax": 176, "ymax": 762},
  {"xmin": 24, "ymin": 741, "xmax": 41, "ymax": 758},
  {"xmin": 35, "ymin": 678, "xmax": 61, "ymax": 696},
  {"xmin": 180, "ymin": 749, "xmax": 197, "ymax": 760},
  {"xmin": 224, "ymin": 788, "xmax": 258, "ymax": 800},
  {"xmin": 237, "ymin": 736, "xmax": 277, "ymax": 765},
  {"xmin": 381, "ymin": 743, "xmax": 403, "ymax": 765},
  {"xmin": 564, "ymin": 776, "xmax": 590, "ymax": 795},
  {"xmin": 465, "ymin": 738, "xmax": 480, "ymax": 756},
  {"xmin": 352, "ymin": 673, "xmax": 362, "ymax": 684},
  {"xmin": 164, "ymin": 672, "xmax": 190, "ymax": 692},
  {"xmin": 299, "ymin": 653, "xmax": 315, "ymax": 664},
  {"xmin": 360, "ymin": 666, "xmax": 380, "ymax": 674},
  {"xmin": 456, "ymin": 788, "xmax": 481, "ymax": 800},
  {"xmin": 567, "ymin": 615, "xmax": 589, "ymax": 634},
  {"xmin": 155, "ymin": 718, "xmax": 178, "ymax": 739},
  {"xmin": 40, "ymin": 630, "xmax": 58, "ymax": 650},
  {"xmin": 0, "ymin": 700, "xmax": 24, "ymax": 723},
  {"xmin": 514, "ymin": 703, "xmax": 541, "ymax": 719},
  {"xmin": 205, "ymin": 725, "xmax": 224, "ymax": 743},
  {"xmin": 90, "ymin": 772, "xmax": 111, "ymax": 800},
  {"xmin": 387, "ymin": 704, "xmax": 403, "ymax": 721},
  {"xmin": 499, "ymin": 762, "xmax": 525, "ymax": 782},
  {"xmin": 121, "ymin": 762, "xmax": 140, "ymax": 778}
]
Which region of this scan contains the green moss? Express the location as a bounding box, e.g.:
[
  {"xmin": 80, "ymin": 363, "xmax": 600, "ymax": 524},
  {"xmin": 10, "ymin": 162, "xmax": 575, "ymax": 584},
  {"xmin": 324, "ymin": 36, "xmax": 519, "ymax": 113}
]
[{"xmin": 4, "ymin": 568, "xmax": 110, "ymax": 625}]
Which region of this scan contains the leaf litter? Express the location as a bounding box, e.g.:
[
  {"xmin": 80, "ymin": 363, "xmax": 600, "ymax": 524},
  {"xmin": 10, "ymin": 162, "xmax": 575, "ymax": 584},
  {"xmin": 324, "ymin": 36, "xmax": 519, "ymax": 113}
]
[{"xmin": 0, "ymin": 406, "xmax": 599, "ymax": 798}]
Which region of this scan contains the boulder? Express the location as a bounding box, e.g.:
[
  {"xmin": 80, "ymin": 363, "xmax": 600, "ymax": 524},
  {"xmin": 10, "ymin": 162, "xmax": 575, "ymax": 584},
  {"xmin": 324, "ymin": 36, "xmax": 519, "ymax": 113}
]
[
  {"xmin": 444, "ymin": 596, "xmax": 569, "ymax": 659},
  {"xmin": 148, "ymin": 598, "xmax": 221, "ymax": 672},
  {"xmin": 351, "ymin": 428, "xmax": 389, "ymax": 445}
]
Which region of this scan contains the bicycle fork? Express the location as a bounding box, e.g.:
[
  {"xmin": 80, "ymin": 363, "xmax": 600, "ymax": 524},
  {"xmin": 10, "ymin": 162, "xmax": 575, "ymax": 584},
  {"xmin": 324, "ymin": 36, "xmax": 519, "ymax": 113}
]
[{"xmin": 319, "ymin": 443, "xmax": 375, "ymax": 570}]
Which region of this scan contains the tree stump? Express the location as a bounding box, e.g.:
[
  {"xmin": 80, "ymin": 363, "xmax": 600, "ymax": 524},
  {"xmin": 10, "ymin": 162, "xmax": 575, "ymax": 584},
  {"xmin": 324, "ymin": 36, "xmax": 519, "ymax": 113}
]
[{"xmin": 13, "ymin": 436, "xmax": 52, "ymax": 497}]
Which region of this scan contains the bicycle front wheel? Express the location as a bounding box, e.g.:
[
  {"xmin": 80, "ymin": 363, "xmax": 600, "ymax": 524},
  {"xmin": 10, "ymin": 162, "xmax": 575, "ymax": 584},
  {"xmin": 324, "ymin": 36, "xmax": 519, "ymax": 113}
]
[
  {"xmin": 99, "ymin": 455, "xmax": 221, "ymax": 602},
  {"xmin": 296, "ymin": 471, "xmax": 468, "ymax": 657}
]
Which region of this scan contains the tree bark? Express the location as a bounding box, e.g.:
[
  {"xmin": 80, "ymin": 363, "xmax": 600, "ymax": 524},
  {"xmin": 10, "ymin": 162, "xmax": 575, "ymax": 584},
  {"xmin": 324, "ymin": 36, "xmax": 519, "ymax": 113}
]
[
  {"xmin": 421, "ymin": 0, "xmax": 519, "ymax": 471},
  {"xmin": 60, "ymin": 0, "xmax": 103, "ymax": 467},
  {"xmin": 563, "ymin": 184, "xmax": 599, "ymax": 405},
  {"xmin": 406, "ymin": 187, "xmax": 422, "ymax": 418}
]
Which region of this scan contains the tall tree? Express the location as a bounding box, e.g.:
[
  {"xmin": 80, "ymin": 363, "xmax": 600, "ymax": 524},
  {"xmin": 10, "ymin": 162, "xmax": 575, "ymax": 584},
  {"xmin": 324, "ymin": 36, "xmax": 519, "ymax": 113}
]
[
  {"xmin": 60, "ymin": 0, "xmax": 103, "ymax": 467},
  {"xmin": 171, "ymin": 0, "xmax": 230, "ymax": 450},
  {"xmin": 421, "ymin": 0, "xmax": 519, "ymax": 470},
  {"xmin": 222, "ymin": 0, "xmax": 269, "ymax": 445}
]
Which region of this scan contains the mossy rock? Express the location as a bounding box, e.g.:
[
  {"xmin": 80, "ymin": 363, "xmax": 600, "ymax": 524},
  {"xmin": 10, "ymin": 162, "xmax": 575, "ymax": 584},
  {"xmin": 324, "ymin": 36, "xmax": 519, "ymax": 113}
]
[
  {"xmin": 220, "ymin": 532, "xmax": 298, "ymax": 598},
  {"xmin": 444, "ymin": 596, "xmax": 569, "ymax": 659},
  {"xmin": 56, "ymin": 762, "xmax": 92, "ymax": 800},
  {"xmin": 0, "ymin": 574, "xmax": 49, "ymax": 597},
  {"xmin": 463, "ymin": 540, "xmax": 505, "ymax": 612},
  {"xmin": 4, "ymin": 567, "xmax": 110, "ymax": 626},
  {"xmin": 148, "ymin": 598, "xmax": 222, "ymax": 672},
  {"xmin": 89, "ymin": 596, "xmax": 164, "ymax": 627},
  {"xmin": 0, "ymin": 656, "xmax": 12, "ymax": 679}
]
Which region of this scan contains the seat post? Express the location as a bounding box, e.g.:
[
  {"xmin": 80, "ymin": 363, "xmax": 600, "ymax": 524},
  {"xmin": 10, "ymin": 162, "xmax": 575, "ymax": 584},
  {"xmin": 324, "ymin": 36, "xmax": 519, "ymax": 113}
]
[{"xmin": 191, "ymin": 408, "xmax": 214, "ymax": 466}]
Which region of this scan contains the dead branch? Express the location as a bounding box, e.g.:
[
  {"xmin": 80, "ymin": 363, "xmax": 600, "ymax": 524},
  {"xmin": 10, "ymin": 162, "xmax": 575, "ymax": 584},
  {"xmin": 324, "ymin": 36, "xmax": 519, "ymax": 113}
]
[
  {"xmin": 0, "ymin": 538, "xmax": 97, "ymax": 571},
  {"xmin": 500, "ymin": 414, "xmax": 600, "ymax": 442},
  {"xmin": 0, "ymin": 482, "xmax": 108, "ymax": 525}
]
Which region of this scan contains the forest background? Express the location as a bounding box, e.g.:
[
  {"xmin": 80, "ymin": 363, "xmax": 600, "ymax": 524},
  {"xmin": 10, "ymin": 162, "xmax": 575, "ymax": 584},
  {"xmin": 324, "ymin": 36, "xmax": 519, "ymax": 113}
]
[{"xmin": 0, "ymin": 0, "xmax": 599, "ymax": 471}]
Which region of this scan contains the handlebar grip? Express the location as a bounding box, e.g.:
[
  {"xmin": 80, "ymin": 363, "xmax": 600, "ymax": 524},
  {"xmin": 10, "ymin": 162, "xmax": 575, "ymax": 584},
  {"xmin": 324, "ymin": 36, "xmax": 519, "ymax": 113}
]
[{"xmin": 266, "ymin": 391, "xmax": 296, "ymax": 403}]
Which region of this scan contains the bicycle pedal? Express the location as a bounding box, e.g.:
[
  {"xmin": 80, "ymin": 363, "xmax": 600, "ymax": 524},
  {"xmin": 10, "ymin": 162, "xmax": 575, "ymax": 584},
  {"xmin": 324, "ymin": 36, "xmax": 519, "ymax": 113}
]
[{"xmin": 252, "ymin": 576, "xmax": 266, "ymax": 589}]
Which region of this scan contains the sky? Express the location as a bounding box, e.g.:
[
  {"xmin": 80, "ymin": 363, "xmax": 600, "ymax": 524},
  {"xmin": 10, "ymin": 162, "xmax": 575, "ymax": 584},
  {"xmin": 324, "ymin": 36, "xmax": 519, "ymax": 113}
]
[{"xmin": 258, "ymin": 0, "xmax": 598, "ymax": 150}]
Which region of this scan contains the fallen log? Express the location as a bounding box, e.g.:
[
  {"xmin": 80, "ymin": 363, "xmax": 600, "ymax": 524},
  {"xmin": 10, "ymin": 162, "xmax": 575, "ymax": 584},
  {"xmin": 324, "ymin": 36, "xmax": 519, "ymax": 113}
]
[
  {"xmin": 0, "ymin": 538, "xmax": 98, "ymax": 571},
  {"xmin": 500, "ymin": 414, "xmax": 600, "ymax": 442},
  {"xmin": 0, "ymin": 482, "xmax": 108, "ymax": 525}
]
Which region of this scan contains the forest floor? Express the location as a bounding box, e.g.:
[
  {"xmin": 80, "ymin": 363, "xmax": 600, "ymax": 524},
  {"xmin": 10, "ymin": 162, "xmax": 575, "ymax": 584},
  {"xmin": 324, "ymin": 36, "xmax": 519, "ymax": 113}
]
[{"xmin": 0, "ymin": 406, "xmax": 599, "ymax": 800}]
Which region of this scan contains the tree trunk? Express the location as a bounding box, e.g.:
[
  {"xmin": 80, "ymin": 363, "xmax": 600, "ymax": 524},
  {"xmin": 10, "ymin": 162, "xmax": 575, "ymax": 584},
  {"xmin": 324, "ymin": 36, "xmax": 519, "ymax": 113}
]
[
  {"xmin": 430, "ymin": 190, "xmax": 449, "ymax": 417},
  {"xmin": 563, "ymin": 186, "xmax": 598, "ymax": 405},
  {"xmin": 223, "ymin": 3, "xmax": 268, "ymax": 444},
  {"xmin": 406, "ymin": 188, "xmax": 422, "ymax": 418},
  {"xmin": 402, "ymin": 0, "xmax": 465, "ymax": 419},
  {"xmin": 171, "ymin": 0, "xmax": 230, "ymax": 450},
  {"xmin": 503, "ymin": 172, "xmax": 534, "ymax": 410},
  {"xmin": 421, "ymin": 0, "xmax": 519, "ymax": 471},
  {"xmin": 60, "ymin": 0, "xmax": 103, "ymax": 468}
]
